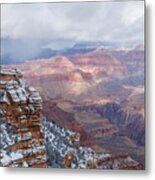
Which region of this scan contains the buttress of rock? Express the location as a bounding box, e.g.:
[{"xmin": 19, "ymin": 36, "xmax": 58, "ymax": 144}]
[{"xmin": 0, "ymin": 69, "xmax": 47, "ymax": 167}]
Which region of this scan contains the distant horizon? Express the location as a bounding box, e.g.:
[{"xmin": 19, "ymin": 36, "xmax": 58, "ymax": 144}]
[
  {"xmin": 1, "ymin": 37, "xmax": 144, "ymax": 65},
  {"xmin": 1, "ymin": 36, "xmax": 144, "ymax": 49}
]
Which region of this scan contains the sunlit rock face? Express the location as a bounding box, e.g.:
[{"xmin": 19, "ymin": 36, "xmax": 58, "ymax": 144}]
[{"xmin": 0, "ymin": 69, "xmax": 47, "ymax": 168}]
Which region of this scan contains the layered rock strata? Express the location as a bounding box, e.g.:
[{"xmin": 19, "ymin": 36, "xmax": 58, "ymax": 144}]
[{"xmin": 0, "ymin": 69, "xmax": 47, "ymax": 167}]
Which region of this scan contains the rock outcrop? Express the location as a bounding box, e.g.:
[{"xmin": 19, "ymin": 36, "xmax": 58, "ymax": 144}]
[{"xmin": 0, "ymin": 69, "xmax": 47, "ymax": 167}]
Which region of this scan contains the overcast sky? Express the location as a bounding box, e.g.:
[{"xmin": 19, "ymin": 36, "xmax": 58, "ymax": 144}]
[{"xmin": 1, "ymin": 1, "xmax": 144, "ymax": 44}]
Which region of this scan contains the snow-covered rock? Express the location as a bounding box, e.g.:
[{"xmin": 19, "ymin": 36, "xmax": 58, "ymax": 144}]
[
  {"xmin": 41, "ymin": 117, "xmax": 103, "ymax": 168},
  {"xmin": 0, "ymin": 69, "xmax": 47, "ymax": 168}
]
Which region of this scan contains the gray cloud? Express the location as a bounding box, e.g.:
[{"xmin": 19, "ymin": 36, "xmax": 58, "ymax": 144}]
[{"xmin": 1, "ymin": 1, "xmax": 144, "ymax": 42}]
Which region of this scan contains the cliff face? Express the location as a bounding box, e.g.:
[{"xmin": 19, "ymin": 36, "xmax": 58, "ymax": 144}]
[
  {"xmin": 75, "ymin": 102, "xmax": 144, "ymax": 146},
  {"xmin": 0, "ymin": 69, "xmax": 47, "ymax": 167}
]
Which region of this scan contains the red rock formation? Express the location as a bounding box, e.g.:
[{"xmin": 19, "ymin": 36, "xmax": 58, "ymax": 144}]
[{"xmin": 0, "ymin": 69, "xmax": 47, "ymax": 167}]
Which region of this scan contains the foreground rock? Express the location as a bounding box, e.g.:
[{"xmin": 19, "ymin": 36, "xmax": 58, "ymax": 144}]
[{"xmin": 0, "ymin": 69, "xmax": 47, "ymax": 167}]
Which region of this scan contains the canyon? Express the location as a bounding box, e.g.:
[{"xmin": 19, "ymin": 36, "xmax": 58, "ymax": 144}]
[
  {"xmin": 1, "ymin": 43, "xmax": 145, "ymax": 169},
  {"xmin": 0, "ymin": 69, "xmax": 143, "ymax": 169}
]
